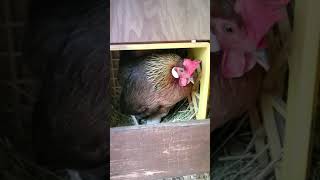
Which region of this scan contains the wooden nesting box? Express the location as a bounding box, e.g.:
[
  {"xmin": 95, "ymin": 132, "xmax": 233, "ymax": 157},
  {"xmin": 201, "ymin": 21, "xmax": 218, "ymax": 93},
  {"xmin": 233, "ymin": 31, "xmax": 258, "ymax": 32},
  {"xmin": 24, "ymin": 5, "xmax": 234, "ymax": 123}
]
[
  {"xmin": 110, "ymin": 42, "xmax": 210, "ymax": 120},
  {"xmin": 109, "ymin": 42, "xmax": 210, "ymax": 179},
  {"xmin": 110, "ymin": 0, "xmax": 210, "ymax": 179}
]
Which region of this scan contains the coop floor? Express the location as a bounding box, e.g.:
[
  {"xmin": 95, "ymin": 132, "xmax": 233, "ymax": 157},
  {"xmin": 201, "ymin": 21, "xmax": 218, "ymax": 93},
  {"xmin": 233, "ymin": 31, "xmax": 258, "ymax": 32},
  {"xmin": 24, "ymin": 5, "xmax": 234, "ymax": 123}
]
[{"xmin": 211, "ymin": 114, "xmax": 275, "ymax": 180}]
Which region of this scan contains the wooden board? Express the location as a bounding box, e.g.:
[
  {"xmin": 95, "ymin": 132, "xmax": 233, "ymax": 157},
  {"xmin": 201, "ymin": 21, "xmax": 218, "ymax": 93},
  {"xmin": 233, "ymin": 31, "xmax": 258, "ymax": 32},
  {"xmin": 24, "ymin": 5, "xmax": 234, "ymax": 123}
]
[
  {"xmin": 190, "ymin": 46, "xmax": 210, "ymax": 120},
  {"xmin": 110, "ymin": 42, "xmax": 210, "ymax": 51},
  {"xmin": 110, "ymin": 0, "xmax": 210, "ymax": 44},
  {"xmin": 110, "ymin": 120, "xmax": 210, "ymax": 179},
  {"xmin": 281, "ymin": 0, "xmax": 320, "ymax": 179}
]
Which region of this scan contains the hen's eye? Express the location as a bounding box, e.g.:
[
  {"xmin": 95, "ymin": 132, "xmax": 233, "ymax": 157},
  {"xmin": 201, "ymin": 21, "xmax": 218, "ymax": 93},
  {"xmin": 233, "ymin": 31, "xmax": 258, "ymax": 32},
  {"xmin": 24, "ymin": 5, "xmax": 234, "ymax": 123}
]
[{"xmin": 224, "ymin": 25, "xmax": 233, "ymax": 33}]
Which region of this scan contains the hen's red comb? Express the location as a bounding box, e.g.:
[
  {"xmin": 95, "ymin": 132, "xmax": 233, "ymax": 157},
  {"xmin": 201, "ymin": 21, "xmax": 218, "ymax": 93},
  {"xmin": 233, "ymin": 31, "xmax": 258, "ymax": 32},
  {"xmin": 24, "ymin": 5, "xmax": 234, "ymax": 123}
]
[{"xmin": 183, "ymin": 59, "xmax": 201, "ymax": 76}]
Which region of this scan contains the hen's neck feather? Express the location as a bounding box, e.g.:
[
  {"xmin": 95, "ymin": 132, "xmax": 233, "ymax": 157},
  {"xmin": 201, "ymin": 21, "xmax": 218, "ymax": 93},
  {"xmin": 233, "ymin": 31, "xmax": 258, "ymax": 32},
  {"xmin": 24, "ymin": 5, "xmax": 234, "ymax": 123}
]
[{"xmin": 144, "ymin": 54, "xmax": 182, "ymax": 91}]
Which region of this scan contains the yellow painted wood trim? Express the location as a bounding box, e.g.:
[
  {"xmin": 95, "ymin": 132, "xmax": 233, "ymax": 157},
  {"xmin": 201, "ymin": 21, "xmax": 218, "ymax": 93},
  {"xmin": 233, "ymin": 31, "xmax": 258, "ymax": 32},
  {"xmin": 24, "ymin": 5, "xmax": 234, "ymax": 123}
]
[
  {"xmin": 110, "ymin": 42, "xmax": 209, "ymax": 51},
  {"xmin": 194, "ymin": 45, "xmax": 210, "ymax": 120},
  {"xmin": 281, "ymin": 0, "xmax": 320, "ymax": 179}
]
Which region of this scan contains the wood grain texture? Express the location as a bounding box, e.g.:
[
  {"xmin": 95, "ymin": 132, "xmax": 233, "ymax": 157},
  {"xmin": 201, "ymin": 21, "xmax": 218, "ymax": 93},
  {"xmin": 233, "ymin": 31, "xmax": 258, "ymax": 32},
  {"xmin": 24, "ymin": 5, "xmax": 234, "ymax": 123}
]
[
  {"xmin": 110, "ymin": 42, "xmax": 209, "ymax": 51},
  {"xmin": 110, "ymin": 120, "xmax": 210, "ymax": 179},
  {"xmin": 110, "ymin": 0, "xmax": 210, "ymax": 44}
]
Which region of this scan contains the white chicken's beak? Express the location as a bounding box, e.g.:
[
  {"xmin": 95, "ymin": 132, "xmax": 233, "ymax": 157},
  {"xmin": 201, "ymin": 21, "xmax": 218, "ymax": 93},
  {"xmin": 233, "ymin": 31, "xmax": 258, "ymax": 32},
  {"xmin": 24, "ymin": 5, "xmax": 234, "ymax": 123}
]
[{"xmin": 171, "ymin": 67, "xmax": 179, "ymax": 78}]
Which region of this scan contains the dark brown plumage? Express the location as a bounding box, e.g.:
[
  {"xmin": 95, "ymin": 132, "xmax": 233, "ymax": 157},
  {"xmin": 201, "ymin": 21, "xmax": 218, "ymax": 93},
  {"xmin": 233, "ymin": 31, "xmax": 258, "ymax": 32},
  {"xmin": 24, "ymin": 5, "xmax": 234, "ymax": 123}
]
[{"xmin": 119, "ymin": 51, "xmax": 195, "ymax": 124}]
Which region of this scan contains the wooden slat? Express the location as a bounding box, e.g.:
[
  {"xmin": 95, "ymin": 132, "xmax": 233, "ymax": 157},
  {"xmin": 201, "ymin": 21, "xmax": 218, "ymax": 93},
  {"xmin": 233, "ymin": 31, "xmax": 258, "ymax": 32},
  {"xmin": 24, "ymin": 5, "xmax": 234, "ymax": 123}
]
[
  {"xmin": 110, "ymin": 120, "xmax": 210, "ymax": 179},
  {"xmin": 110, "ymin": 0, "xmax": 210, "ymax": 44},
  {"xmin": 110, "ymin": 42, "xmax": 210, "ymax": 51},
  {"xmin": 190, "ymin": 46, "xmax": 210, "ymax": 120},
  {"xmin": 281, "ymin": 0, "xmax": 320, "ymax": 178}
]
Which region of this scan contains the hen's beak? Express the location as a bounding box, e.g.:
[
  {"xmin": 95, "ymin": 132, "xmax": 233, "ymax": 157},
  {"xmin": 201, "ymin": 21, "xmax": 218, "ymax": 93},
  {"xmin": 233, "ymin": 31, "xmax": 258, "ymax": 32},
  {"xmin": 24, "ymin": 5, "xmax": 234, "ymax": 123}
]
[{"xmin": 189, "ymin": 77, "xmax": 194, "ymax": 84}]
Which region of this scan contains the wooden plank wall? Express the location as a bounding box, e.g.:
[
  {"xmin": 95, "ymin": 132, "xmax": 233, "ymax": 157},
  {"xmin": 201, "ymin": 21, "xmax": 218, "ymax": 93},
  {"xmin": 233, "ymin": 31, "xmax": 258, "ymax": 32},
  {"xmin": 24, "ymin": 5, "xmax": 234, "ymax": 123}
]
[
  {"xmin": 110, "ymin": 0, "xmax": 210, "ymax": 44},
  {"xmin": 110, "ymin": 120, "xmax": 210, "ymax": 180},
  {"xmin": 281, "ymin": 0, "xmax": 320, "ymax": 179}
]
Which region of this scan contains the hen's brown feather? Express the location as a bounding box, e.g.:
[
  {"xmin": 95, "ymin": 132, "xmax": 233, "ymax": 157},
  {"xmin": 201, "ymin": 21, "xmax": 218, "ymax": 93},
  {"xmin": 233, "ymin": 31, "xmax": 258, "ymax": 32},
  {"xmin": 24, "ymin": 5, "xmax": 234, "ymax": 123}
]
[{"xmin": 119, "ymin": 51, "xmax": 193, "ymax": 122}]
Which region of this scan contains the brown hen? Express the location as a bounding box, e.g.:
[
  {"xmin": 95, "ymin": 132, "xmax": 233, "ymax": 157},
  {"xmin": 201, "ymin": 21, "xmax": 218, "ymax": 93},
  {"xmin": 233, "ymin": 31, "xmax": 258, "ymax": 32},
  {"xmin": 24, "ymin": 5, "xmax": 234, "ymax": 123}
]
[{"xmin": 119, "ymin": 51, "xmax": 200, "ymax": 125}]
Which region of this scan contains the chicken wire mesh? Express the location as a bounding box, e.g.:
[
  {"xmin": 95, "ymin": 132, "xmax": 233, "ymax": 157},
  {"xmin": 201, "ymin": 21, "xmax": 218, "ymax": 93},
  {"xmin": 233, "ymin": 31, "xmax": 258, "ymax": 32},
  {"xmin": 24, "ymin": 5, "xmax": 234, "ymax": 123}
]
[{"xmin": 110, "ymin": 51, "xmax": 132, "ymax": 127}]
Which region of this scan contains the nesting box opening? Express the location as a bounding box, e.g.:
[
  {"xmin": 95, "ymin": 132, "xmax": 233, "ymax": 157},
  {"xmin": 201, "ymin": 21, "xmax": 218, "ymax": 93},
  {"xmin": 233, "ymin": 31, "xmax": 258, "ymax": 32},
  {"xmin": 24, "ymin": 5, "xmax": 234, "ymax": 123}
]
[{"xmin": 110, "ymin": 42, "xmax": 210, "ymax": 127}]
